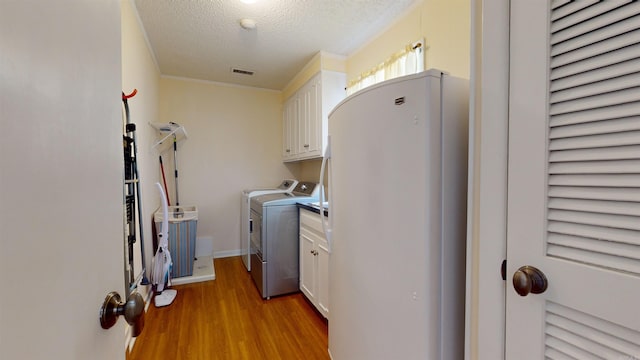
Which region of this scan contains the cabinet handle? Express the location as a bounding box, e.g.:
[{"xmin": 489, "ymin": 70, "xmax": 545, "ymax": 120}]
[
  {"xmin": 310, "ymin": 250, "xmax": 318, "ymax": 256},
  {"xmin": 286, "ymin": 149, "xmax": 291, "ymax": 153},
  {"xmin": 303, "ymin": 144, "xmax": 310, "ymax": 148}
]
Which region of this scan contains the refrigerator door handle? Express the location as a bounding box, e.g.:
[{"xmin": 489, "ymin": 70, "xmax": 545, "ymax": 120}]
[{"xmin": 319, "ymin": 136, "xmax": 332, "ymax": 252}]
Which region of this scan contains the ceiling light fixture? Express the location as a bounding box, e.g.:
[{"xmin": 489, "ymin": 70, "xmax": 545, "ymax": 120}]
[{"xmin": 239, "ymin": 18, "xmax": 257, "ymax": 30}]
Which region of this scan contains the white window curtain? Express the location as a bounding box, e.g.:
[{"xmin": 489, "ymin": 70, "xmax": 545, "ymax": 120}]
[{"xmin": 346, "ymin": 39, "xmax": 425, "ymax": 96}]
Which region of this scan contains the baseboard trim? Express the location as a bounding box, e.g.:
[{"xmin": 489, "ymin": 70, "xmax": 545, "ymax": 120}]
[{"xmin": 213, "ymin": 249, "xmax": 242, "ymax": 258}]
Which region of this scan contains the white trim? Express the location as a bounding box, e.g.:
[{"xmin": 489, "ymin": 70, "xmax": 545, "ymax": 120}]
[
  {"xmin": 465, "ymin": 1, "xmax": 510, "ymax": 359},
  {"xmin": 160, "ymin": 74, "xmax": 282, "ymax": 93},
  {"xmin": 319, "ymin": 50, "xmax": 347, "ymax": 62},
  {"xmin": 213, "ymin": 249, "xmax": 243, "ymax": 258}
]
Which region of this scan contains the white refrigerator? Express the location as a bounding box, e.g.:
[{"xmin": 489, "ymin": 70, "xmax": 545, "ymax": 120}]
[{"xmin": 320, "ymin": 70, "xmax": 468, "ymax": 360}]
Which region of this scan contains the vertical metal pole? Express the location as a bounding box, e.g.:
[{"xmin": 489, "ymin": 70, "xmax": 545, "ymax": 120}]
[
  {"xmin": 173, "ymin": 134, "xmax": 180, "ymax": 206},
  {"xmin": 130, "ymin": 126, "xmax": 150, "ymax": 286}
]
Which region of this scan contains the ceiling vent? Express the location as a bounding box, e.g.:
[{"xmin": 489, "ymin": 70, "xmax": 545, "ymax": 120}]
[{"xmin": 231, "ymin": 67, "xmax": 255, "ymax": 76}]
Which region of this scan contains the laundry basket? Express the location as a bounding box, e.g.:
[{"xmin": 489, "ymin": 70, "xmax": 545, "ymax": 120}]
[{"xmin": 154, "ymin": 206, "xmax": 198, "ymax": 278}]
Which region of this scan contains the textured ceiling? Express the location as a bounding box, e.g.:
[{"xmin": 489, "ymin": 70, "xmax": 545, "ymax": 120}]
[{"xmin": 133, "ymin": 0, "xmax": 419, "ymax": 90}]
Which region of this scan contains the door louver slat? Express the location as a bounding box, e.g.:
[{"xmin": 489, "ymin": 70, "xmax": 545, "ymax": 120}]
[
  {"xmin": 552, "ymin": 14, "xmax": 640, "ymax": 57},
  {"xmin": 550, "ymin": 58, "xmax": 640, "ymax": 92},
  {"xmin": 548, "ymin": 221, "xmax": 640, "ymax": 245},
  {"xmin": 552, "ymin": 27, "xmax": 640, "ymax": 69},
  {"xmin": 548, "ymin": 131, "xmax": 640, "ymax": 150},
  {"xmin": 547, "ymin": 303, "xmax": 640, "ymax": 344},
  {"xmin": 551, "ymin": 73, "xmax": 640, "ymax": 103},
  {"xmin": 545, "ymin": 325, "xmax": 629, "ymax": 358},
  {"xmin": 543, "ymin": 347, "xmax": 570, "ymax": 360},
  {"xmin": 548, "ymin": 209, "xmax": 640, "ymax": 231},
  {"xmin": 550, "ymin": 87, "xmax": 640, "ymax": 115},
  {"xmin": 548, "ymin": 198, "xmax": 640, "ymax": 216},
  {"xmin": 551, "ymin": 44, "xmax": 640, "ymax": 81},
  {"xmin": 551, "ymin": 1, "xmax": 638, "ymax": 43},
  {"xmin": 550, "ymin": 102, "xmax": 640, "ymax": 127},
  {"xmin": 548, "ymin": 186, "xmax": 640, "ymax": 201},
  {"xmin": 548, "ymin": 233, "xmax": 640, "ymax": 261},
  {"xmin": 548, "ymin": 159, "xmax": 640, "ymax": 174},
  {"xmin": 545, "ymin": 306, "xmax": 640, "ymax": 359},
  {"xmin": 550, "ymin": 0, "xmax": 600, "ymax": 23},
  {"xmin": 549, "ymin": 174, "xmax": 640, "ymax": 187},
  {"xmin": 548, "ymin": 244, "xmax": 640, "ymax": 274},
  {"xmin": 551, "ymin": 0, "xmax": 572, "ymax": 11},
  {"xmin": 545, "ymin": 308, "xmax": 640, "ymax": 355},
  {"xmin": 549, "ymin": 116, "xmax": 640, "ymax": 138},
  {"xmin": 545, "ymin": 333, "xmax": 602, "ymax": 360},
  {"xmin": 549, "ymin": 145, "xmax": 640, "ymax": 162}
]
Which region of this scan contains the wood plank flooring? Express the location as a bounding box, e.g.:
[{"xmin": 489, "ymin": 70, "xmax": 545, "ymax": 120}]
[{"xmin": 127, "ymin": 256, "xmax": 329, "ymax": 360}]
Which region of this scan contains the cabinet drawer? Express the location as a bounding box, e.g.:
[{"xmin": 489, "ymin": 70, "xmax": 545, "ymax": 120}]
[{"xmin": 300, "ymin": 208, "xmax": 323, "ymax": 234}]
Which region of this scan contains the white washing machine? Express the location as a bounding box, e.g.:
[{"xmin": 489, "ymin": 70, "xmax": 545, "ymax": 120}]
[
  {"xmin": 249, "ymin": 182, "xmax": 320, "ymax": 299},
  {"xmin": 241, "ymin": 179, "xmax": 298, "ymax": 271}
]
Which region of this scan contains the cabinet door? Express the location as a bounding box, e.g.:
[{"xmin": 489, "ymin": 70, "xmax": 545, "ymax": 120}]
[
  {"xmin": 299, "ymin": 230, "xmax": 316, "ymax": 301},
  {"xmin": 306, "ymin": 75, "xmax": 321, "ymax": 156},
  {"xmin": 282, "ymin": 96, "xmax": 297, "ymax": 160},
  {"xmin": 297, "ymin": 74, "xmax": 322, "ymax": 157},
  {"xmin": 297, "ymin": 80, "xmax": 311, "ymax": 155},
  {"xmin": 317, "ymin": 238, "xmax": 330, "ymax": 317}
]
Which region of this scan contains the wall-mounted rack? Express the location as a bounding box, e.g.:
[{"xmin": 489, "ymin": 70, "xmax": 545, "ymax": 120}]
[{"xmin": 149, "ymin": 122, "xmax": 187, "ymax": 152}]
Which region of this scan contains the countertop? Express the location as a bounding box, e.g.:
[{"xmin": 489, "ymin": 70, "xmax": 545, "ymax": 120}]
[{"xmin": 297, "ymin": 201, "xmax": 329, "ymax": 217}]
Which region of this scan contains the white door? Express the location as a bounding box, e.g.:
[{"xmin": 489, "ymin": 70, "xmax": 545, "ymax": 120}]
[
  {"xmin": 0, "ymin": 1, "xmax": 125, "ymax": 359},
  {"xmin": 507, "ymin": 1, "xmax": 640, "ymax": 358}
]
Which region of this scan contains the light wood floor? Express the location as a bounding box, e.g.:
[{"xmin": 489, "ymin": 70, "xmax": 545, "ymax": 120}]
[{"xmin": 127, "ymin": 256, "xmax": 329, "ymax": 360}]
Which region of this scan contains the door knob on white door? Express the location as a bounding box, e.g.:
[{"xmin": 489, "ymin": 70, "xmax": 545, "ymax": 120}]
[
  {"xmin": 99, "ymin": 291, "xmax": 145, "ymax": 337},
  {"xmin": 512, "ymin": 265, "xmax": 548, "ymax": 297}
]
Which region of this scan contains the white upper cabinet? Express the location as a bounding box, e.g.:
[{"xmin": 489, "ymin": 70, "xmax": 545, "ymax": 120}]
[{"xmin": 283, "ymin": 71, "xmax": 346, "ymax": 162}]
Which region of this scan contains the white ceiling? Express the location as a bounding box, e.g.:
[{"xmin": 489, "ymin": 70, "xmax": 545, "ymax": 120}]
[{"xmin": 133, "ymin": 0, "xmax": 419, "ymax": 90}]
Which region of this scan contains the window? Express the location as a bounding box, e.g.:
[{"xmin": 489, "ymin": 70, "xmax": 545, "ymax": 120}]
[{"xmin": 346, "ymin": 40, "xmax": 425, "ymax": 96}]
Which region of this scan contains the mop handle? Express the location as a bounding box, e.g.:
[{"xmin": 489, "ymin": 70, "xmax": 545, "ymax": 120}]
[
  {"xmin": 173, "ymin": 135, "xmax": 179, "ymax": 206},
  {"xmin": 159, "ymin": 156, "xmax": 171, "ymax": 206}
]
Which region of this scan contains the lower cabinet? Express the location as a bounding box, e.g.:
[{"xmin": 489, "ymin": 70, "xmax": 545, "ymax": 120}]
[{"xmin": 299, "ymin": 208, "xmax": 329, "ymax": 318}]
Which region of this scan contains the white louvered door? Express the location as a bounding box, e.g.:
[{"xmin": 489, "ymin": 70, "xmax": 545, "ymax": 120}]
[{"xmin": 506, "ymin": 1, "xmax": 640, "ymax": 358}]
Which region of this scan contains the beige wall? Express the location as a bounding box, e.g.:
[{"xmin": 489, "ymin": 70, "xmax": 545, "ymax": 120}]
[
  {"xmin": 158, "ymin": 77, "xmax": 299, "ymax": 256},
  {"xmin": 347, "ymin": 0, "xmax": 470, "ymax": 82},
  {"xmin": 421, "ymin": 0, "xmax": 470, "ymax": 79}
]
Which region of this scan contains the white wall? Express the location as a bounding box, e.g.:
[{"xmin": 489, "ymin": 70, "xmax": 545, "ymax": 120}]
[{"xmin": 159, "ymin": 77, "xmax": 299, "ymax": 256}]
